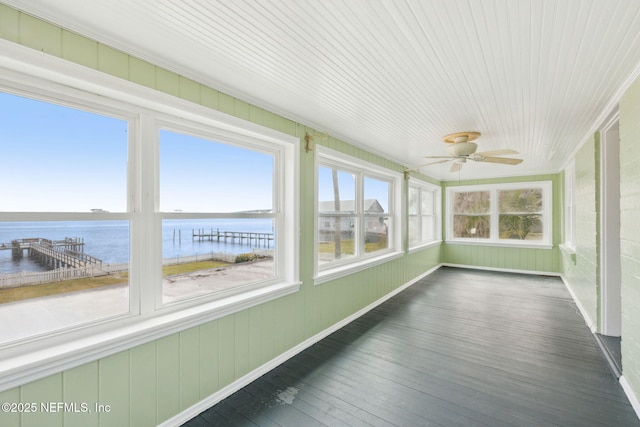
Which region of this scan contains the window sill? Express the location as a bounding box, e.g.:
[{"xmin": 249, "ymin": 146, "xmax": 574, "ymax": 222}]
[
  {"xmin": 408, "ymin": 240, "xmax": 442, "ymax": 254},
  {"xmin": 559, "ymin": 243, "xmax": 577, "ymax": 263},
  {"xmin": 445, "ymin": 239, "xmax": 553, "ymax": 250},
  {"xmin": 314, "ymin": 251, "xmax": 404, "ymax": 285},
  {"xmin": 0, "ymin": 280, "xmax": 301, "ymax": 393}
]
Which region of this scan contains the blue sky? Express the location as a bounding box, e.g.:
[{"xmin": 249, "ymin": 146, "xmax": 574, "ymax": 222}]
[
  {"xmin": 0, "ymin": 92, "xmax": 128, "ymax": 212},
  {"xmin": 160, "ymin": 130, "xmax": 273, "ymax": 212},
  {"xmin": 0, "ymin": 91, "xmax": 273, "ymax": 213}
]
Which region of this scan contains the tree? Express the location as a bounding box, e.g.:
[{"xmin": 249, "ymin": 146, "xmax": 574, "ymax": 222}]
[{"xmin": 499, "ymin": 189, "xmax": 542, "ymax": 240}]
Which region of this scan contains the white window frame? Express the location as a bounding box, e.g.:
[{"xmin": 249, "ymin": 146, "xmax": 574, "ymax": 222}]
[
  {"xmin": 156, "ymin": 119, "xmax": 287, "ymax": 307},
  {"xmin": 0, "ymin": 40, "xmax": 300, "ymax": 392},
  {"xmin": 315, "ymin": 146, "xmax": 403, "ymax": 284},
  {"xmin": 564, "ymin": 160, "xmax": 576, "ymax": 251},
  {"xmin": 446, "ymin": 181, "xmax": 553, "ymax": 249},
  {"xmin": 408, "ymin": 180, "xmax": 442, "ymax": 251}
]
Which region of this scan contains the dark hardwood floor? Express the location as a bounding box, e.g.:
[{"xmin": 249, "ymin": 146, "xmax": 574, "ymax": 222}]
[{"xmin": 183, "ymin": 267, "xmax": 640, "ymax": 426}]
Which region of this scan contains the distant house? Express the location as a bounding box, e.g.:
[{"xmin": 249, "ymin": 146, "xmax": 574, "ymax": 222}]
[{"xmin": 318, "ymin": 199, "xmax": 387, "ymax": 242}]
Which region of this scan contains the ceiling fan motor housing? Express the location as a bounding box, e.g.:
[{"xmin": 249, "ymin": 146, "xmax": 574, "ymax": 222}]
[{"xmin": 448, "ymin": 142, "xmax": 477, "ymax": 157}]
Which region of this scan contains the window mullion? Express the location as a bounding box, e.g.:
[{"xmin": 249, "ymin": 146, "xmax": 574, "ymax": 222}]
[
  {"xmin": 137, "ymin": 114, "xmax": 161, "ymax": 314},
  {"xmin": 356, "ymin": 171, "xmax": 364, "ymax": 257},
  {"xmin": 490, "ymin": 188, "xmax": 499, "ymax": 240}
]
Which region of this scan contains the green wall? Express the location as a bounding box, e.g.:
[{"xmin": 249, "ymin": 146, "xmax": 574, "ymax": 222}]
[
  {"xmin": 559, "ymin": 133, "xmax": 600, "ymax": 328},
  {"xmin": 620, "ymin": 76, "xmax": 640, "ymax": 400},
  {"xmin": 558, "ymin": 73, "xmax": 640, "ymax": 408},
  {"xmin": 0, "ymin": 5, "xmax": 441, "ymax": 426},
  {"xmin": 442, "ymin": 174, "xmax": 561, "ymax": 273}
]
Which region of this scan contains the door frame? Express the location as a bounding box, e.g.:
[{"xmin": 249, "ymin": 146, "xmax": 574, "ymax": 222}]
[{"xmin": 600, "ymin": 111, "xmax": 621, "ymax": 337}]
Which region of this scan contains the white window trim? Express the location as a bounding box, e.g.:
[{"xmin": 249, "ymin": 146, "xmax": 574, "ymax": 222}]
[
  {"xmin": 408, "ymin": 179, "xmax": 442, "ymax": 252},
  {"xmin": 446, "ymin": 181, "xmax": 553, "ymax": 249},
  {"xmin": 0, "ymin": 39, "xmax": 300, "ymax": 392},
  {"xmin": 155, "ymin": 118, "xmax": 290, "ymax": 309},
  {"xmin": 563, "ymin": 160, "xmax": 577, "ymax": 252},
  {"xmin": 314, "ymin": 146, "xmax": 403, "ymax": 284}
]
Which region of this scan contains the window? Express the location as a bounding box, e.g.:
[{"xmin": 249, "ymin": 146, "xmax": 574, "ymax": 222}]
[
  {"xmin": 0, "ymin": 44, "xmax": 299, "ymax": 389},
  {"xmin": 564, "ymin": 160, "xmax": 576, "ymax": 249},
  {"xmin": 159, "ymin": 127, "xmax": 279, "ymax": 304},
  {"xmin": 408, "ymin": 181, "xmax": 441, "ymax": 248},
  {"xmin": 0, "ymin": 91, "xmax": 131, "ymax": 344},
  {"xmin": 446, "ymin": 181, "xmax": 552, "ymax": 248},
  {"xmin": 316, "ymin": 147, "xmax": 402, "ymax": 281}
]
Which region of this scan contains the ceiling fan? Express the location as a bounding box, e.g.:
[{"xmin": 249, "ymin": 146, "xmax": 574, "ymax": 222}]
[{"xmin": 409, "ymin": 131, "xmax": 523, "ymax": 173}]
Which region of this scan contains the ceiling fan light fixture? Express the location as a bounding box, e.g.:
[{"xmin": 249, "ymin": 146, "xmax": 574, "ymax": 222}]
[{"xmin": 448, "ymin": 142, "xmax": 477, "ymax": 157}]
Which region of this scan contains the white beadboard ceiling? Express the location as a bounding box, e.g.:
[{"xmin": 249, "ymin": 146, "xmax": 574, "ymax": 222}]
[{"xmin": 5, "ymin": 0, "xmax": 640, "ymax": 180}]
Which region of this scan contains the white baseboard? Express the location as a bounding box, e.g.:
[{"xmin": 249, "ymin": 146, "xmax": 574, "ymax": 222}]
[
  {"xmin": 159, "ymin": 264, "xmax": 443, "ymax": 427},
  {"xmin": 621, "ymin": 376, "xmax": 640, "ymax": 421},
  {"xmin": 442, "ymin": 263, "xmax": 560, "ymax": 277},
  {"xmin": 559, "ymin": 274, "xmax": 597, "ymax": 332}
]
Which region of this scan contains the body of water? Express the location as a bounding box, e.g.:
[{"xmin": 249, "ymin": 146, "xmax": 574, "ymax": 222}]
[{"xmin": 0, "ymin": 219, "xmax": 274, "ymax": 275}]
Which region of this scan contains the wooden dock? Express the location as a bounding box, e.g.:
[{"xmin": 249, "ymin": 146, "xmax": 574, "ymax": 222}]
[
  {"xmin": 1, "ymin": 238, "xmax": 102, "ymax": 269},
  {"xmin": 192, "ymin": 229, "xmax": 274, "ymax": 248}
]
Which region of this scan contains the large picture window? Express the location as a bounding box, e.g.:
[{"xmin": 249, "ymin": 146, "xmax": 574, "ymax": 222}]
[
  {"xmin": 0, "ymin": 45, "xmax": 299, "ymax": 389},
  {"xmin": 408, "ymin": 181, "xmax": 441, "ymax": 248},
  {"xmin": 0, "ymin": 91, "xmax": 131, "ymax": 344},
  {"xmin": 315, "ymin": 147, "xmax": 402, "ymax": 281},
  {"xmin": 159, "ymin": 127, "xmax": 279, "ymax": 304},
  {"xmin": 446, "ymin": 181, "xmax": 552, "ymax": 248}
]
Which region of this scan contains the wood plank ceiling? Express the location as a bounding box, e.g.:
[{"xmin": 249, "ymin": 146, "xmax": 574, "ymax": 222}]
[{"xmin": 5, "ymin": 0, "xmax": 640, "ymax": 179}]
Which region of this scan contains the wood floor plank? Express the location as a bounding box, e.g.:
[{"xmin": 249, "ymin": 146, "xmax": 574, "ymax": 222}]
[{"xmin": 183, "ymin": 267, "xmax": 640, "ymax": 426}]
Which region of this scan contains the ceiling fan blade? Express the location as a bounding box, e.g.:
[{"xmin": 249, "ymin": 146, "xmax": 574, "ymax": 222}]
[
  {"xmin": 479, "ymin": 156, "xmax": 523, "ymax": 165},
  {"xmin": 474, "ymin": 149, "xmax": 519, "ymax": 157},
  {"xmin": 411, "ymin": 159, "xmax": 452, "ymax": 169},
  {"xmin": 405, "ymin": 159, "xmax": 453, "ymax": 173},
  {"xmin": 450, "ymin": 162, "xmax": 463, "ymax": 173}
]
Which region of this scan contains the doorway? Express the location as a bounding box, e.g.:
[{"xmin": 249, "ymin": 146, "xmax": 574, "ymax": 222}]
[{"xmin": 598, "ymin": 113, "xmax": 622, "ymax": 376}]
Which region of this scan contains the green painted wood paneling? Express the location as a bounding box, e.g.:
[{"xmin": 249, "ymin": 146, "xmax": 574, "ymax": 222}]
[
  {"xmin": 216, "ymin": 314, "xmax": 235, "ymax": 388},
  {"xmin": 232, "ymin": 310, "xmax": 250, "ymax": 379},
  {"xmin": 179, "ymin": 328, "xmax": 201, "ymax": 410},
  {"xmin": 247, "ymin": 305, "xmax": 265, "ymax": 368},
  {"xmin": 98, "ymin": 351, "xmax": 130, "ymax": 427},
  {"xmin": 129, "ymin": 57, "xmax": 156, "ymax": 89},
  {"xmin": 97, "ymin": 44, "xmax": 129, "ymax": 80},
  {"xmin": 0, "ymin": 4, "xmax": 19, "ymax": 42},
  {"xmin": 156, "ymin": 68, "xmax": 180, "ymax": 98},
  {"xmin": 19, "ymin": 12, "xmax": 61, "ymax": 57},
  {"xmin": 62, "ymin": 30, "xmax": 98, "ymax": 69},
  {"xmin": 198, "ymin": 320, "xmax": 219, "ymax": 399},
  {"xmin": 130, "ymin": 342, "xmax": 157, "ymax": 426},
  {"xmin": 179, "ymin": 76, "xmax": 201, "ymax": 105},
  {"xmin": 257, "ymin": 301, "xmax": 275, "ymax": 362},
  {"xmin": 62, "ymin": 362, "xmax": 99, "ymax": 427},
  {"xmin": 0, "ymin": 387, "xmax": 20, "ymax": 426},
  {"xmin": 218, "ymin": 93, "xmax": 235, "ymax": 116},
  {"xmin": 200, "ymin": 85, "xmax": 220, "ymax": 111},
  {"xmin": 156, "ymin": 335, "xmax": 180, "ymax": 422},
  {"xmin": 21, "ymin": 374, "xmax": 63, "ymax": 426},
  {"xmin": 561, "ymin": 134, "xmax": 600, "ymax": 327},
  {"xmin": 620, "ymin": 75, "xmax": 640, "ymax": 402}
]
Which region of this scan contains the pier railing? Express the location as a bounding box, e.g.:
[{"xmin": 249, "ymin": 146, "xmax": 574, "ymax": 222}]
[
  {"xmin": 1, "ymin": 237, "xmax": 102, "ymax": 269},
  {"xmin": 192, "ymin": 229, "xmax": 274, "ymax": 248}
]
